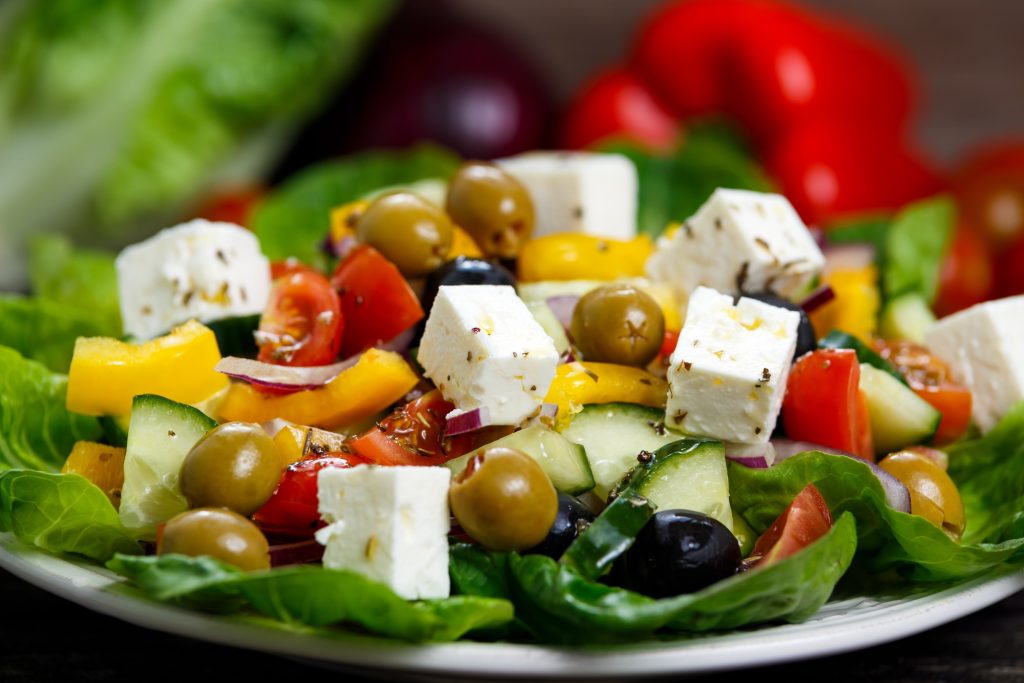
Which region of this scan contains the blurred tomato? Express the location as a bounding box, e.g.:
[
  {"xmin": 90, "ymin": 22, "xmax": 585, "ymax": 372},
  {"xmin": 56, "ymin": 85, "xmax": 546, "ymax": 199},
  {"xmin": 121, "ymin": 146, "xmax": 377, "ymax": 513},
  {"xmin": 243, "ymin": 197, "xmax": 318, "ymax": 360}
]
[
  {"xmin": 995, "ymin": 237, "xmax": 1024, "ymax": 297},
  {"xmin": 722, "ymin": 11, "xmax": 914, "ymax": 146},
  {"xmin": 561, "ymin": 67, "xmax": 679, "ymax": 152},
  {"xmin": 766, "ymin": 120, "xmax": 944, "ymax": 225},
  {"xmin": 954, "ymin": 141, "xmax": 1024, "ymax": 246},
  {"xmin": 934, "ymin": 226, "xmax": 995, "ymax": 317},
  {"xmin": 192, "ymin": 185, "xmax": 265, "ymax": 228}
]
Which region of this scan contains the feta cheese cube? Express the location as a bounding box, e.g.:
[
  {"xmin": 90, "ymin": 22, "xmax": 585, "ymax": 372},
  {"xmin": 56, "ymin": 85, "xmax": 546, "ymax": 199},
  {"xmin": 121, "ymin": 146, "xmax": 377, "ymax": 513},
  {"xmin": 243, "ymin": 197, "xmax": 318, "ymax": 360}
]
[
  {"xmin": 924, "ymin": 296, "xmax": 1024, "ymax": 433},
  {"xmin": 495, "ymin": 152, "xmax": 638, "ymax": 240},
  {"xmin": 419, "ymin": 285, "xmax": 559, "ymax": 425},
  {"xmin": 116, "ymin": 219, "xmax": 271, "ymax": 340},
  {"xmin": 646, "ymin": 188, "xmax": 824, "ymax": 302},
  {"xmin": 316, "ymin": 465, "xmax": 451, "ymax": 600},
  {"xmin": 666, "ymin": 286, "xmax": 800, "ymax": 444}
]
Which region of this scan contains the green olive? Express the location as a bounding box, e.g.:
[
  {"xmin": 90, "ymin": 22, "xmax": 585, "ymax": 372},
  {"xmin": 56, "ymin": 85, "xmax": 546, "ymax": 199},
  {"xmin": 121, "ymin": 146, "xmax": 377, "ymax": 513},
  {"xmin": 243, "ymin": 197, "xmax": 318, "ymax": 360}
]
[
  {"xmin": 180, "ymin": 422, "xmax": 282, "ymax": 516},
  {"xmin": 446, "ymin": 162, "xmax": 534, "ymax": 259},
  {"xmin": 356, "ymin": 192, "xmax": 453, "ymax": 277},
  {"xmin": 158, "ymin": 507, "xmax": 270, "ymax": 571},
  {"xmin": 449, "ymin": 447, "xmax": 557, "ymax": 551},
  {"xmin": 570, "ymin": 284, "xmax": 665, "ymax": 367}
]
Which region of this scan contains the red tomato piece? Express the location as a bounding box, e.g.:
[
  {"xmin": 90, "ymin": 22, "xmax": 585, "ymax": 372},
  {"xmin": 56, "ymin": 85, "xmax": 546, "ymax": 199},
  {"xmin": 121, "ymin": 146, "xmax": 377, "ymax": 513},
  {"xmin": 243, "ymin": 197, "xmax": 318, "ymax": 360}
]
[
  {"xmin": 256, "ymin": 271, "xmax": 343, "ymax": 367},
  {"xmin": 270, "ymin": 258, "xmax": 319, "ymax": 281},
  {"xmin": 954, "ymin": 141, "xmax": 1024, "ymax": 246},
  {"xmin": 934, "ymin": 226, "xmax": 995, "ymax": 317},
  {"xmin": 191, "ymin": 185, "xmax": 266, "ymax": 228},
  {"xmin": 782, "ymin": 349, "xmax": 874, "ymax": 460},
  {"xmin": 561, "ymin": 67, "xmax": 679, "ymax": 152},
  {"xmin": 915, "ymin": 386, "xmax": 972, "ymax": 446},
  {"xmin": 330, "ymin": 246, "xmax": 424, "ymax": 358},
  {"xmin": 766, "ymin": 120, "xmax": 944, "ymax": 226},
  {"xmin": 751, "ymin": 483, "xmax": 833, "ymax": 566},
  {"xmin": 252, "ymin": 454, "xmax": 368, "ymax": 538},
  {"xmin": 348, "ymin": 390, "xmax": 481, "ymax": 467},
  {"xmin": 996, "ymin": 237, "xmax": 1024, "ymax": 297}
]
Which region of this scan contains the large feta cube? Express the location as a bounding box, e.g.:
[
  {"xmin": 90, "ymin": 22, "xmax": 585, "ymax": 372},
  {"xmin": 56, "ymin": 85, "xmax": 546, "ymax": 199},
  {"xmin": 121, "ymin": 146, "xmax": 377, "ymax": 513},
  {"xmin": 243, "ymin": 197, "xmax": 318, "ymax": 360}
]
[
  {"xmin": 419, "ymin": 285, "xmax": 559, "ymax": 425},
  {"xmin": 116, "ymin": 219, "xmax": 271, "ymax": 340},
  {"xmin": 315, "ymin": 465, "xmax": 451, "ymax": 600},
  {"xmin": 646, "ymin": 188, "xmax": 824, "ymax": 302},
  {"xmin": 924, "ymin": 296, "xmax": 1024, "ymax": 433},
  {"xmin": 666, "ymin": 286, "xmax": 799, "ymax": 444},
  {"xmin": 495, "ymin": 152, "xmax": 637, "ymax": 240}
]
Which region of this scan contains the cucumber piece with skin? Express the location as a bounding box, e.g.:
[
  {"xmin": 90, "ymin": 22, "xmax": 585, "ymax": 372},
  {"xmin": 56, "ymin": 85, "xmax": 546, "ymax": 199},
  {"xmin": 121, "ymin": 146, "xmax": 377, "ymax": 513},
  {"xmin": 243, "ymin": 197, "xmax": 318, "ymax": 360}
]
[
  {"xmin": 613, "ymin": 438, "xmax": 734, "ymax": 532},
  {"xmin": 205, "ymin": 314, "xmax": 260, "ymax": 358},
  {"xmin": 524, "ymin": 300, "xmax": 570, "ymax": 355},
  {"xmin": 879, "ymin": 293, "xmax": 936, "ymax": 343},
  {"xmin": 561, "ymin": 403, "xmax": 678, "ymax": 499},
  {"xmin": 118, "ymin": 394, "xmax": 217, "ymax": 540},
  {"xmin": 859, "ymin": 363, "xmax": 941, "ymax": 456},
  {"xmin": 444, "ymin": 425, "xmax": 595, "ymax": 495},
  {"xmin": 818, "ymin": 329, "xmax": 907, "ymax": 386},
  {"xmin": 559, "ymin": 488, "xmax": 655, "ymax": 581}
]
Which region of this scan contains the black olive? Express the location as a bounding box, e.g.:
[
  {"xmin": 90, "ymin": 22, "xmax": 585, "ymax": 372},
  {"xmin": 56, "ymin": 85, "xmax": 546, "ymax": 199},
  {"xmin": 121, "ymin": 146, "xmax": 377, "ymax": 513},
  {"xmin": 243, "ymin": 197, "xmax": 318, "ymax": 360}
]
[
  {"xmin": 741, "ymin": 291, "xmax": 816, "ymax": 360},
  {"xmin": 618, "ymin": 510, "xmax": 740, "ymax": 598},
  {"xmin": 416, "ymin": 257, "xmax": 517, "ymax": 340},
  {"xmin": 525, "ymin": 492, "xmax": 595, "ymax": 559}
]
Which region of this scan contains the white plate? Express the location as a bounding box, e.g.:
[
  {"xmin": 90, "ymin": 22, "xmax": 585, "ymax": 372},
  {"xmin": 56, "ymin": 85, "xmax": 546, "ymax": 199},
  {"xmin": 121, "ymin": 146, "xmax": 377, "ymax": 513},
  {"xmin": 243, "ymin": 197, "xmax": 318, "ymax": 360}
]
[{"xmin": 2, "ymin": 531, "xmax": 1022, "ymax": 680}]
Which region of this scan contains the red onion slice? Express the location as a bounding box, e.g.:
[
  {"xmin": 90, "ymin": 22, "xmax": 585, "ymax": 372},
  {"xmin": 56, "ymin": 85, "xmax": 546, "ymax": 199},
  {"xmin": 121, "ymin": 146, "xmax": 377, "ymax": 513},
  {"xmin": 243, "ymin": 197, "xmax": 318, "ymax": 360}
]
[
  {"xmin": 269, "ymin": 538, "xmax": 325, "ymax": 567},
  {"xmin": 216, "ymin": 355, "xmax": 362, "ymax": 392},
  {"xmin": 771, "ymin": 439, "xmax": 911, "ymax": 513},
  {"xmin": 539, "ymin": 403, "xmax": 559, "ymax": 420},
  {"xmin": 725, "ymin": 442, "xmax": 776, "ymax": 469},
  {"xmin": 799, "ymin": 285, "xmax": 836, "ymax": 314},
  {"xmin": 378, "ymin": 327, "xmax": 416, "ymax": 354},
  {"xmin": 446, "ymin": 407, "xmax": 493, "ymax": 436},
  {"xmin": 546, "ymin": 295, "xmax": 580, "ymax": 330},
  {"xmin": 823, "ymin": 243, "xmax": 876, "ymax": 273}
]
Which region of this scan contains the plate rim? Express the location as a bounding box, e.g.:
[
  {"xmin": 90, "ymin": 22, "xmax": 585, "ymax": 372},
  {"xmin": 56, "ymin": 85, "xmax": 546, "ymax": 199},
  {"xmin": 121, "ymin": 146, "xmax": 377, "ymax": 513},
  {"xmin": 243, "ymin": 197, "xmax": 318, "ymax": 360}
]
[{"xmin": 2, "ymin": 533, "xmax": 1023, "ymax": 679}]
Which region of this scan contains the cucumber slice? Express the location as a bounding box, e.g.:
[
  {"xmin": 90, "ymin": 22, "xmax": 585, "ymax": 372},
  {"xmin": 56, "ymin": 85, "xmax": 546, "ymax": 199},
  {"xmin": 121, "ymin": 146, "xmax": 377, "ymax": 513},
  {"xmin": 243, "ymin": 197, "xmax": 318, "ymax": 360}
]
[
  {"xmin": 517, "ymin": 280, "xmax": 604, "ymax": 304},
  {"xmin": 859, "ymin": 363, "xmax": 941, "ymax": 456},
  {"xmin": 524, "ymin": 300, "xmax": 570, "ymax": 354},
  {"xmin": 205, "ymin": 314, "xmax": 260, "ymax": 358},
  {"xmin": 561, "ymin": 403, "xmax": 678, "ymax": 499},
  {"xmin": 731, "ymin": 509, "xmax": 756, "ymax": 557},
  {"xmin": 444, "ymin": 425, "xmax": 595, "ymax": 495},
  {"xmin": 818, "ymin": 330, "xmax": 907, "ymax": 385},
  {"xmin": 879, "ymin": 293, "xmax": 936, "ymax": 343},
  {"xmin": 619, "ymin": 438, "xmax": 733, "ymax": 531},
  {"xmin": 559, "ymin": 488, "xmax": 654, "ymax": 581},
  {"xmin": 118, "ymin": 395, "xmax": 217, "ymax": 540}
]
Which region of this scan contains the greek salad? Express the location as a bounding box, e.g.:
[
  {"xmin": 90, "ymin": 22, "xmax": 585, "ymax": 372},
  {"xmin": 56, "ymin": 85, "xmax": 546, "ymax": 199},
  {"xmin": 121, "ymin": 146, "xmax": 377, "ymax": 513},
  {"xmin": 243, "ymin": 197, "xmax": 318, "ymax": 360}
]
[{"xmin": 3, "ymin": 147, "xmax": 1024, "ymax": 645}]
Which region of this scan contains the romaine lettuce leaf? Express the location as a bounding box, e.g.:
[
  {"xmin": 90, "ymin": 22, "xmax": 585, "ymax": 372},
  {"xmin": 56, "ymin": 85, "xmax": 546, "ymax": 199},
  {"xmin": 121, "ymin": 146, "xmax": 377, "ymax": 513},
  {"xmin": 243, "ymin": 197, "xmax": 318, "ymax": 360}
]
[
  {"xmin": 449, "ymin": 514, "xmax": 855, "ymax": 644},
  {"xmin": 0, "ymin": 346, "xmax": 101, "ymax": 471},
  {"xmin": 0, "ymin": 470, "xmax": 140, "ymax": 561},
  {"xmin": 28, "ymin": 235, "xmax": 122, "ymax": 336},
  {"xmin": 251, "ymin": 144, "xmax": 461, "ymax": 265},
  {"xmin": 0, "ymin": 0, "xmax": 396, "ymax": 288},
  {"xmin": 601, "ymin": 121, "xmax": 775, "ymax": 238},
  {"xmin": 108, "ymin": 553, "xmax": 514, "ymax": 642},
  {"xmin": 0, "ymin": 295, "xmax": 109, "ymax": 373},
  {"xmin": 728, "ymin": 451, "xmax": 1024, "ymax": 581}
]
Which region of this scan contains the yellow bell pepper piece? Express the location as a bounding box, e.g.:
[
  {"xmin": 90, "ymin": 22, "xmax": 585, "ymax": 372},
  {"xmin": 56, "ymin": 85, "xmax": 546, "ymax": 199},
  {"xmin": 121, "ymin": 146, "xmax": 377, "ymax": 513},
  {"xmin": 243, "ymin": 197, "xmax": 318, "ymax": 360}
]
[
  {"xmin": 217, "ymin": 348, "xmax": 418, "ymax": 428},
  {"xmin": 66, "ymin": 321, "xmax": 228, "ymax": 417},
  {"xmin": 329, "ymin": 200, "xmax": 369, "ymax": 247},
  {"xmin": 62, "ymin": 441, "xmax": 126, "ymax": 509},
  {"xmin": 545, "ymin": 361, "xmax": 668, "ymax": 430},
  {"xmin": 449, "ymin": 225, "xmax": 483, "ymax": 258},
  {"xmin": 272, "ymin": 424, "xmax": 350, "ymax": 469},
  {"xmin": 810, "ymin": 266, "xmax": 880, "ymax": 343},
  {"xmin": 518, "ymin": 234, "xmax": 654, "ymax": 282}
]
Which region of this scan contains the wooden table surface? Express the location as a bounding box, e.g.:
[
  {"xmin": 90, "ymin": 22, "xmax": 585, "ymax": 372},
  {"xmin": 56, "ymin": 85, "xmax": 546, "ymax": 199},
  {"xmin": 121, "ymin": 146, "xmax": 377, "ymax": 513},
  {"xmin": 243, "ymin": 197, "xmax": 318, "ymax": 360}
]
[{"xmin": 2, "ymin": 567, "xmax": 1022, "ymax": 683}]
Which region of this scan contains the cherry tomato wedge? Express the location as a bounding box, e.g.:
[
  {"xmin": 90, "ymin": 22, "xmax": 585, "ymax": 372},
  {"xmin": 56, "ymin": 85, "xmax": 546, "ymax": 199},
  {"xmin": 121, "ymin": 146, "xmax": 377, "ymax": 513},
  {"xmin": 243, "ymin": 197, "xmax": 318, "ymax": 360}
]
[
  {"xmin": 750, "ymin": 483, "xmax": 832, "ymax": 566},
  {"xmin": 191, "ymin": 185, "xmax": 265, "ymax": 228},
  {"xmin": 934, "ymin": 226, "xmax": 995, "ymax": 317},
  {"xmin": 348, "ymin": 390, "xmax": 482, "ymax": 466},
  {"xmin": 270, "ymin": 258, "xmax": 319, "ymax": 281},
  {"xmin": 782, "ymin": 349, "xmax": 874, "ymax": 460},
  {"xmin": 954, "ymin": 141, "xmax": 1024, "ymax": 246},
  {"xmin": 256, "ymin": 271, "xmax": 343, "ymax": 367},
  {"xmin": 252, "ymin": 453, "xmax": 368, "ymax": 538},
  {"xmin": 330, "ymin": 246, "xmax": 424, "ymax": 358}
]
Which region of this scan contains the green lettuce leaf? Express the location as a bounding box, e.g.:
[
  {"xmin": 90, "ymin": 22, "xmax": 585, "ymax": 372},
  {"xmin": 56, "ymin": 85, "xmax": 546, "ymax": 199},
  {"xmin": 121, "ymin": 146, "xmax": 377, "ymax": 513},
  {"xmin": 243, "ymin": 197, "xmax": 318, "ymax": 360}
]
[
  {"xmin": 0, "ymin": 346, "xmax": 101, "ymax": 471},
  {"xmin": 947, "ymin": 401, "xmax": 1024, "ymax": 545},
  {"xmin": 108, "ymin": 553, "xmax": 514, "ymax": 642},
  {"xmin": 728, "ymin": 451, "xmax": 1024, "ymax": 581},
  {"xmin": 490, "ymin": 514, "xmax": 856, "ymax": 644},
  {"xmin": 0, "ymin": 470, "xmax": 140, "ymax": 561},
  {"xmin": 252, "ymin": 144, "xmax": 461, "ymax": 265},
  {"xmin": 883, "ymin": 196, "xmax": 954, "ymax": 304},
  {"xmin": 0, "ymin": 0, "xmax": 395, "ymax": 288},
  {"xmin": 28, "ymin": 235, "xmax": 122, "ymax": 335},
  {"xmin": 602, "ymin": 121, "xmax": 775, "ymax": 238},
  {"xmin": 0, "ymin": 295, "xmax": 109, "ymax": 373}
]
